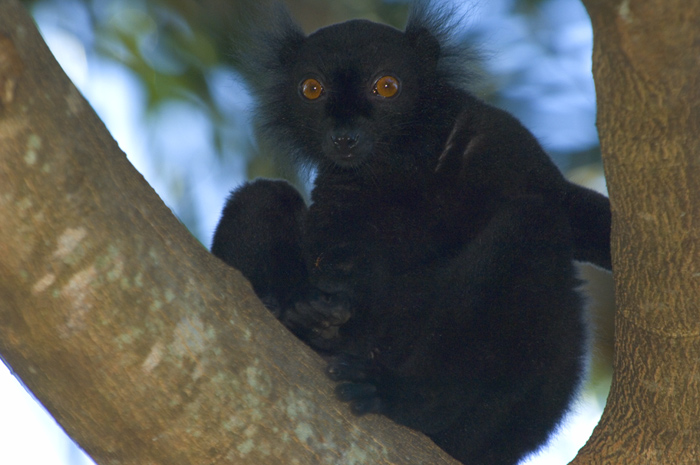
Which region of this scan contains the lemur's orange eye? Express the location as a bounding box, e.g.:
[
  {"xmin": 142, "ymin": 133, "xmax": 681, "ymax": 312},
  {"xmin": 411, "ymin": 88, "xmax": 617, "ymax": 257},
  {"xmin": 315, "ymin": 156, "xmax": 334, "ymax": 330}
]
[
  {"xmin": 301, "ymin": 78, "xmax": 324, "ymax": 100},
  {"xmin": 373, "ymin": 75, "xmax": 400, "ymax": 98}
]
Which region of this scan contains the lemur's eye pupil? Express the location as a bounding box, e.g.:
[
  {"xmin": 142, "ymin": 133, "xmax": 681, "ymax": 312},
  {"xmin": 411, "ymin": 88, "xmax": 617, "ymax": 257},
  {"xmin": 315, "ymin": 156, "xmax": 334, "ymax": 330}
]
[
  {"xmin": 374, "ymin": 75, "xmax": 400, "ymax": 98},
  {"xmin": 301, "ymin": 78, "xmax": 324, "ymax": 100}
]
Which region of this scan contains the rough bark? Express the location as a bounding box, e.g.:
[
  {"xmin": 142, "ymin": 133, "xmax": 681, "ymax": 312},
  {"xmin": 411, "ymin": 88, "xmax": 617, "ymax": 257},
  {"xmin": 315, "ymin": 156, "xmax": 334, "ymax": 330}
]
[
  {"xmin": 0, "ymin": 1, "xmax": 457, "ymax": 463},
  {"xmin": 572, "ymin": 0, "xmax": 700, "ymax": 463}
]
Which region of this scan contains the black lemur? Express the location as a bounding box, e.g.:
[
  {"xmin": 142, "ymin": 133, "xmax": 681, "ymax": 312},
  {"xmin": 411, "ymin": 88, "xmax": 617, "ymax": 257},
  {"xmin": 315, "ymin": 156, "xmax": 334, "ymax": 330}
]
[{"xmin": 211, "ymin": 2, "xmax": 612, "ymax": 464}]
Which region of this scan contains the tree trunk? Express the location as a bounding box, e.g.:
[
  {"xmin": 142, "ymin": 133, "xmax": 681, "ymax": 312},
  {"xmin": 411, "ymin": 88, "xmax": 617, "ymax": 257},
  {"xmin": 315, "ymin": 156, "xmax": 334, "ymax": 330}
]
[
  {"xmin": 572, "ymin": 0, "xmax": 700, "ymax": 463},
  {"xmin": 0, "ymin": 1, "xmax": 457, "ymax": 463}
]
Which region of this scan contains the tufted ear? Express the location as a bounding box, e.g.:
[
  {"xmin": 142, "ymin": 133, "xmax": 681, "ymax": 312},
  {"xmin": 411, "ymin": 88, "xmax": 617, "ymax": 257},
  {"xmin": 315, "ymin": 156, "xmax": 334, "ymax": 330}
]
[
  {"xmin": 405, "ymin": 0, "xmax": 445, "ymax": 67},
  {"xmin": 404, "ymin": 0, "xmax": 478, "ymax": 89},
  {"xmin": 233, "ymin": 1, "xmax": 306, "ymax": 86},
  {"xmin": 265, "ymin": 2, "xmax": 306, "ymax": 68},
  {"xmin": 405, "ymin": 25, "xmax": 441, "ymax": 69}
]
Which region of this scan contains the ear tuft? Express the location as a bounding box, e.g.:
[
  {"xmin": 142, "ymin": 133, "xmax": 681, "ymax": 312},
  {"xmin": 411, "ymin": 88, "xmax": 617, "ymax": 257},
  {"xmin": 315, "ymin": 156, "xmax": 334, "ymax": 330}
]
[
  {"xmin": 404, "ymin": 0, "xmax": 480, "ymax": 90},
  {"xmin": 232, "ymin": 1, "xmax": 305, "ymax": 90},
  {"xmin": 405, "ymin": 25, "xmax": 441, "ymax": 70}
]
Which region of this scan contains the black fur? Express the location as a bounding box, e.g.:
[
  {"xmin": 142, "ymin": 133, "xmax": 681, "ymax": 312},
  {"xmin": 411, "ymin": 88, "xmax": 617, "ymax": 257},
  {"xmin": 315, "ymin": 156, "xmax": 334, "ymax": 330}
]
[{"xmin": 212, "ymin": 2, "xmax": 611, "ymax": 464}]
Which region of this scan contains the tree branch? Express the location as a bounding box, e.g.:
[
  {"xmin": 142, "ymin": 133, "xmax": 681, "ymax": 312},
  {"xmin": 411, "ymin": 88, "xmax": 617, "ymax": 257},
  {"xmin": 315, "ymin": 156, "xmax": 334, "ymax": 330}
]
[
  {"xmin": 573, "ymin": 0, "xmax": 700, "ymax": 462},
  {"xmin": 0, "ymin": 1, "xmax": 457, "ymax": 463}
]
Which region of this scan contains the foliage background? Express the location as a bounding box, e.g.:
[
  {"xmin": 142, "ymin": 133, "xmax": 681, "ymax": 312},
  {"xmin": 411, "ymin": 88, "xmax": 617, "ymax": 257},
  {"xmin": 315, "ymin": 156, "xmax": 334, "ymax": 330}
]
[{"xmin": 1, "ymin": 0, "xmax": 606, "ymax": 463}]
